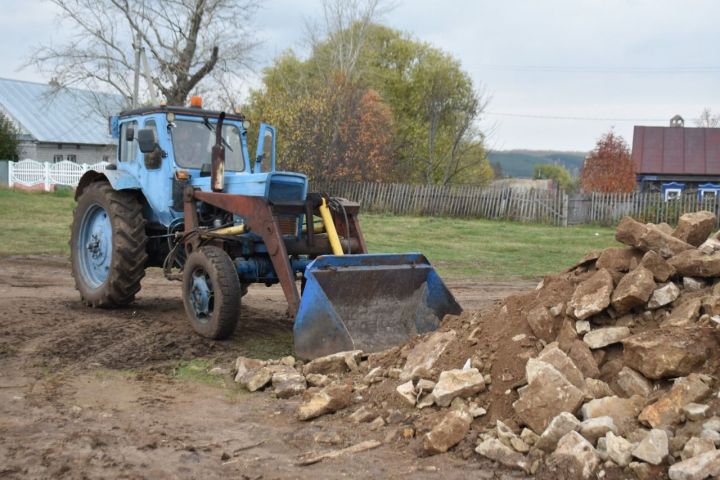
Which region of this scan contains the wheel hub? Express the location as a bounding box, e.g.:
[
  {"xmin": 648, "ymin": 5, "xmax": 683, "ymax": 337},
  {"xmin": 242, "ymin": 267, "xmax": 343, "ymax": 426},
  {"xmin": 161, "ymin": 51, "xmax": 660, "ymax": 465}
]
[
  {"xmin": 190, "ymin": 272, "xmax": 212, "ymax": 318},
  {"xmin": 86, "ymin": 231, "xmax": 107, "ymax": 265},
  {"xmin": 77, "ymin": 204, "xmax": 112, "ymax": 288}
]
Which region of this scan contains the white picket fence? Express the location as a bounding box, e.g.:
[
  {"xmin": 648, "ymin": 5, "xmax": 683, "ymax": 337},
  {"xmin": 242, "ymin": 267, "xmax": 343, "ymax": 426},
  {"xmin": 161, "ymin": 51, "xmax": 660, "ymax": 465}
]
[{"xmin": 8, "ymin": 159, "xmax": 111, "ymax": 191}]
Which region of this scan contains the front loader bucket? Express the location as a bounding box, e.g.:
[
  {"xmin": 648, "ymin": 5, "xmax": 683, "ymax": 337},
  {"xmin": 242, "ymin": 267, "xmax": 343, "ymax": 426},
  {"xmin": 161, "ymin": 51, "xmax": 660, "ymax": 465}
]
[{"xmin": 293, "ymin": 253, "xmax": 462, "ymax": 359}]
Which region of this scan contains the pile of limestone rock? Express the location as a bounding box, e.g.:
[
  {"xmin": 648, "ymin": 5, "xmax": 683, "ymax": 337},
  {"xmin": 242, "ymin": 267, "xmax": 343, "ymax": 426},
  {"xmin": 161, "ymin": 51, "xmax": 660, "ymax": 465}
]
[{"xmin": 231, "ymin": 211, "xmax": 720, "ymax": 480}]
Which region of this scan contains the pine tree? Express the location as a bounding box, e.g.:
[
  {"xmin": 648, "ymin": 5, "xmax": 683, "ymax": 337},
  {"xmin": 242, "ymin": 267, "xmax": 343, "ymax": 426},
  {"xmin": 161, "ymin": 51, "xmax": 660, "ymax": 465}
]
[{"xmin": 0, "ymin": 112, "xmax": 19, "ymax": 160}]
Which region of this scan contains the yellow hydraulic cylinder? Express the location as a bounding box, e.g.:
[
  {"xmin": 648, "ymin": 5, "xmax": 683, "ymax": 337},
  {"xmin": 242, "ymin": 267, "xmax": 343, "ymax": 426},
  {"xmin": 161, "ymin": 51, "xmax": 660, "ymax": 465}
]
[
  {"xmin": 212, "ymin": 224, "xmax": 247, "ymax": 236},
  {"xmin": 319, "ymin": 198, "xmax": 344, "ymax": 256},
  {"xmin": 301, "ymin": 223, "xmax": 326, "ymax": 234}
]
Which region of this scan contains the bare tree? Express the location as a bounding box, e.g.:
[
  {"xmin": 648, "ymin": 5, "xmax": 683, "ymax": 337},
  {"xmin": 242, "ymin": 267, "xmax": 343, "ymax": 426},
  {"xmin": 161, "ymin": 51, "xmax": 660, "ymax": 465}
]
[
  {"xmin": 695, "ymin": 107, "xmax": 720, "ymax": 128},
  {"xmin": 28, "ymin": 0, "xmax": 260, "ymax": 107}
]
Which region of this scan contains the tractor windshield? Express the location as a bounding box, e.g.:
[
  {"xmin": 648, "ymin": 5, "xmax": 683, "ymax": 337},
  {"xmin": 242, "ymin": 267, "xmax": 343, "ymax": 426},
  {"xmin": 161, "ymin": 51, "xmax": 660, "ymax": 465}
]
[{"xmin": 171, "ymin": 120, "xmax": 244, "ymax": 171}]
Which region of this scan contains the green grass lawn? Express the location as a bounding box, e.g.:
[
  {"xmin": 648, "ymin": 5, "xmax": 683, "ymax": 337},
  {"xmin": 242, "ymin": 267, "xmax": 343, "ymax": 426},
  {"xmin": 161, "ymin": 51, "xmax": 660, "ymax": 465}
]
[
  {"xmin": 0, "ymin": 187, "xmax": 619, "ymax": 280},
  {"xmin": 362, "ymin": 215, "xmax": 618, "ymax": 280},
  {"xmin": 0, "ymin": 187, "xmax": 75, "ymax": 256}
]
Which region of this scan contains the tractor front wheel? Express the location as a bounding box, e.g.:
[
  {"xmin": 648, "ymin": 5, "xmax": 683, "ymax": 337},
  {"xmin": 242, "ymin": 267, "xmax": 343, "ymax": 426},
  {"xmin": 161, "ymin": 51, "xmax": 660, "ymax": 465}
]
[
  {"xmin": 182, "ymin": 246, "xmax": 240, "ymax": 339},
  {"xmin": 70, "ymin": 181, "xmax": 148, "ymax": 307}
]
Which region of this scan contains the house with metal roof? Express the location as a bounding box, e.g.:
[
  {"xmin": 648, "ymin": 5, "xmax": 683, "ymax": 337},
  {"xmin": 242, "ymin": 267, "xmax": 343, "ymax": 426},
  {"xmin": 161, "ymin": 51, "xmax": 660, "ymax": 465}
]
[
  {"xmin": 0, "ymin": 77, "xmax": 123, "ymax": 163},
  {"xmin": 633, "ymin": 115, "xmax": 720, "ymax": 200}
]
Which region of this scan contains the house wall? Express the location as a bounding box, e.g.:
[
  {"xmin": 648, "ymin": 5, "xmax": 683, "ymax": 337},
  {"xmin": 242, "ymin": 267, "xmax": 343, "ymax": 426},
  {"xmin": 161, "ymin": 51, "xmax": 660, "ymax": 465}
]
[
  {"xmin": 18, "ymin": 141, "xmax": 117, "ymax": 164},
  {"xmin": 490, "ymin": 178, "xmax": 555, "ymax": 191}
]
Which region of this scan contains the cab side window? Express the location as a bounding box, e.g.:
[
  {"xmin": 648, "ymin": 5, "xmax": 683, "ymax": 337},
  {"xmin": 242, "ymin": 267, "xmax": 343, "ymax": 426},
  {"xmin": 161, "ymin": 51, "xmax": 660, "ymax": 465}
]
[
  {"xmin": 145, "ymin": 119, "xmax": 158, "ymax": 140},
  {"xmin": 119, "ymin": 121, "xmax": 138, "ymax": 163},
  {"xmin": 143, "ymin": 119, "xmax": 162, "ymax": 170}
]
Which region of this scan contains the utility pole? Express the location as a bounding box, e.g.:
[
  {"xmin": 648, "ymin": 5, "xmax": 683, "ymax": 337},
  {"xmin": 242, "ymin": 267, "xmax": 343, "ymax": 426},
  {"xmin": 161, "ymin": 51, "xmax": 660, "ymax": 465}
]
[
  {"xmin": 141, "ymin": 47, "xmax": 158, "ymax": 104},
  {"xmin": 132, "ymin": 30, "xmax": 141, "ymax": 108}
]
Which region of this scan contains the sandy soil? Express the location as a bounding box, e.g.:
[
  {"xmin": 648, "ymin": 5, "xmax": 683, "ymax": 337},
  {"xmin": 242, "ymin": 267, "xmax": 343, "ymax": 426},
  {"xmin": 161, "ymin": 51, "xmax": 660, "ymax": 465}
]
[{"xmin": 0, "ymin": 255, "xmax": 534, "ymax": 479}]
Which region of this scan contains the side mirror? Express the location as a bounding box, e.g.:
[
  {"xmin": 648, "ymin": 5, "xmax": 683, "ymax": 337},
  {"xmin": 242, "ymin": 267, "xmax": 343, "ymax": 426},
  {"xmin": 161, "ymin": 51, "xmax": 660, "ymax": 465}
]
[
  {"xmin": 125, "ymin": 125, "xmax": 135, "ymax": 142},
  {"xmin": 137, "ymin": 128, "xmax": 156, "ymax": 154}
]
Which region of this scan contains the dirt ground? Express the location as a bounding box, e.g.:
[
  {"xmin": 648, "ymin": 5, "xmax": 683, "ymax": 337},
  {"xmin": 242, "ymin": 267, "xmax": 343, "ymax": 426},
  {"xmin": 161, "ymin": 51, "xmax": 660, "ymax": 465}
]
[{"xmin": 0, "ymin": 255, "xmax": 534, "ymax": 479}]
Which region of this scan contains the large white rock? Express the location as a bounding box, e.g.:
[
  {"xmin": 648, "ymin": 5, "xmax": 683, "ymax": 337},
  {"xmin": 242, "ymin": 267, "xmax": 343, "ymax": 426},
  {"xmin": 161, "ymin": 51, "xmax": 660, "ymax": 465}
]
[
  {"xmin": 683, "ymin": 277, "xmax": 707, "ymax": 292},
  {"xmin": 475, "ymin": 438, "xmax": 529, "ymax": 473},
  {"xmin": 632, "ymin": 428, "xmax": 668, "ymax": 465},
  {"xmin": 400, "ymin": 330, "xmax": 457, "ymax": 381},
  {"xmin": 302, "ymin": 350, "xmax": 363, "ymax": 375},
  {"xmin": 423, "ymin": 410, "xmax": 472, "ymax": 455},
  {"xmin": 579, "ymin": 416, "xmax": 616, "ymax": 445},
  {"xmin": 296, "ymin": 383, "xmax": 352, "ymax": 421},
  {"xmin": 431, "ymin": 368, "xmax": 485, "ymax": 407},
  {"xmin": 535, "ymin": 412, "xmax": 581, "ymax": 452},
  {"xmin": 581, "ymin": 395, "xmax": 645, "ymax": 435},
  {"xmin": 534, "ymin": 343, "xmax": 585, "ymax": 389},
  {"xmin": 234, "ymin": 356, "xmax": 265, "ymax": 382},
  {"xmin": 684, "ymin": 403, "xmax": 710, "ymax": 421},
  {"xmin": 395, "ymin": 380, "xmax": 416, "ymax": 407},
  {"xmin": 668, "ymin": 450, "xmax": 720, "ymax": 480},
  {"xmin": 681, "ymin": 437, "xmax": 716, "ymax": 461},
  {"xmin": 605, "ymin": 431, "xmax": 634, "ymax": 467},
  {"xmin": 648, "ymin": 282, "xmax": 681, "ymax": 309},
  {"xmin": 271, "ymin": 369, "xmax": 307, "ymax": 398},
  {"xmin": 583, "ymin": 327, "xmax": 631, "ymax": 349},
  {"xmin": 616, "ymin": 366, "xmax": 653, "ymax": 398},
  {"xmin": 568, "ymin": 269, "xmax": 614, "ymax": 320},
  {"xmin": 513, "ymin": 362, "xmax": 585, "ymax": 434},
  {"xmin": 239, "ymin": 364, "xmax": 293, "ymax": 392},
  {"xmin": 552, "ymin": 431, "xmax": 601, "ymax": 479}
]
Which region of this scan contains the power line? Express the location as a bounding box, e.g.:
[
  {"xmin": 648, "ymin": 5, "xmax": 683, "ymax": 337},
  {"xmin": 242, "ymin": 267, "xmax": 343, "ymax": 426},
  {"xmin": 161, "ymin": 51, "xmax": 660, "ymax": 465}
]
[
  {"xmin": 474, "ymin": 65, "xmax": 720, "ymax": 75},
  {"xmin": 484, "ymin": 111, "xmax": 698, "ymax": 122}
]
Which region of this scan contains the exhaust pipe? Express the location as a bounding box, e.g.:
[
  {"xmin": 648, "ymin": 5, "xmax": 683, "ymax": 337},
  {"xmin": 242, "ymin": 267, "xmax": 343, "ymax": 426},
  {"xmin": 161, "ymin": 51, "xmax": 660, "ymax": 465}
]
[{"xmin": 211, "ymin": 112, "xmax": 226, "ymax": 192}]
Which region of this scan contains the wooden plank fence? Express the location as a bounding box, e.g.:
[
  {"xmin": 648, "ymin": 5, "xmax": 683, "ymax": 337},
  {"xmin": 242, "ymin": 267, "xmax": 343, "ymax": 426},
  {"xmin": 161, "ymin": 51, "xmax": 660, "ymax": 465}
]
[
  {"xmin": 313, "ymin": 181, "xmax": 568, "ymax": 226},
  {"xmin": 584, "ymin": 191, "xmax": 720, "ymax": 227},
  {"xmin": 312, "ymin": 181, "xmax": 720, "ymax": 228}
]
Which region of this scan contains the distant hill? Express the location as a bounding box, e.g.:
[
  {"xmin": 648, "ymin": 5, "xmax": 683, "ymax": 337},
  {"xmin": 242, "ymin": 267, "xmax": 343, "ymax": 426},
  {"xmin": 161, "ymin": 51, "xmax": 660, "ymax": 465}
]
[{"xmin": 488, "ymin": 150, "xmax": 587, "ymax": 178}]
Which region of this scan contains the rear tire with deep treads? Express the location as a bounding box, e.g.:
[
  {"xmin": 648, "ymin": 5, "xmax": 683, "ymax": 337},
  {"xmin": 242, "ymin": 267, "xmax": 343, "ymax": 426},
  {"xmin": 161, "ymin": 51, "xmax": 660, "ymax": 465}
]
[
  {"xmin": 182, "ymin": 246, "xmax": 240, "ymax": 339},
  {"xmin": 70, "ymin": 181, "xmax": 148, "ymax": 308}
]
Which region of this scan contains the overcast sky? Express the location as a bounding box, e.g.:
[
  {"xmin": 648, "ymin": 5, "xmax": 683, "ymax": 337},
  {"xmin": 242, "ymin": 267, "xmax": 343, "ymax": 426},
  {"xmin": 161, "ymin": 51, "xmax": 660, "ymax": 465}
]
[{"xmin": 2, "ymin": 0, "xmax": 719, "ymax": 151}]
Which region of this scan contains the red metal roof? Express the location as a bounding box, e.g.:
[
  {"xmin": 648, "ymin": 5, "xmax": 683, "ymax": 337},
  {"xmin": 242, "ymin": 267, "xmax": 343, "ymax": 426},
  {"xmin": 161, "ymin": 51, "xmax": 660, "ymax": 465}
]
[{"xmin": 633, "ymin": 126, "xmax": 720, "ymax": 175}]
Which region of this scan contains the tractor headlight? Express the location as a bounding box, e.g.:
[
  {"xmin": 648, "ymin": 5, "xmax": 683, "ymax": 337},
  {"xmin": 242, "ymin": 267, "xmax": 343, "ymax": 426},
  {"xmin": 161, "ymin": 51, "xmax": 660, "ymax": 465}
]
[{"xmin": 166, "ymin": 112, "xmax": 176, "ymax": 123}]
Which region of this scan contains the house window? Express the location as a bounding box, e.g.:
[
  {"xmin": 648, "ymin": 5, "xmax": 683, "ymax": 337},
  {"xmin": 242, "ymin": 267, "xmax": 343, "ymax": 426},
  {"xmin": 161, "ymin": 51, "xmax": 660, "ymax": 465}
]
[
  {"xmin": 57, "ymin": 144, "xmax": 63, "ymax": 150},
  {"xmin": 661, "ymin": 182, "xmax": 685, "ymax": 201},
  {"xmin": 53, "ymin": 154, "xmax": 63, "ymax": 163},
  {"xmin": 701, "ymin": 190, "xmax": 717, "ymax": 201},
  {"xmin": 102, "ymin": 155, "xmax": 109, "ymax": 162},
  {"xmin": 698, "ymin": 183, "xmax": 720, "ymax": 202},
  {"xmin": 664, "ymin": 189, "xmax": 681, "ymax": 201},
  {"xmin": 66, "ymin": 154, "xmax": 77, "ymax": 162}
]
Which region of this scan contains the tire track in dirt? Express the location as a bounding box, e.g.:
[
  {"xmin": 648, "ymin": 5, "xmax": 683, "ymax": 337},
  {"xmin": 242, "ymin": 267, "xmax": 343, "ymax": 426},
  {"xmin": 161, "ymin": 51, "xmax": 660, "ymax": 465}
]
[{"xmin": 0, "ymin": 255, "xmax": 533, "ymax": 479}]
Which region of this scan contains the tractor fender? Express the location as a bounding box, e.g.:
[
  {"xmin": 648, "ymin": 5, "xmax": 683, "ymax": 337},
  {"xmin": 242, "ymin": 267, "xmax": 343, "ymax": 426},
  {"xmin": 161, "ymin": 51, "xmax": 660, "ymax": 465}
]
[{"xmin": 75, "ymin": 169, "xmax": 141, "ymax": 200}]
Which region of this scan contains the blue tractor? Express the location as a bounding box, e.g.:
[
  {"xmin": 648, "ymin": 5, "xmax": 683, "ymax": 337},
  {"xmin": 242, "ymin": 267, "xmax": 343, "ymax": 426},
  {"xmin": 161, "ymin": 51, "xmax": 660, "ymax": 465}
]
[{"xmin": 71, "ymin": 99, "xmax": 461, "ymax": 359}]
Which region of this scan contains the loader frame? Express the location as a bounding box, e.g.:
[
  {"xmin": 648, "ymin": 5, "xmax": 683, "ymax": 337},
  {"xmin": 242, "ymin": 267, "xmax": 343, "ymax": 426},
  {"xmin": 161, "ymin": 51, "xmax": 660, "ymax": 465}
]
[{"xmin": 182, "ymin": 187, "xmax": 368, "ymax": 316}]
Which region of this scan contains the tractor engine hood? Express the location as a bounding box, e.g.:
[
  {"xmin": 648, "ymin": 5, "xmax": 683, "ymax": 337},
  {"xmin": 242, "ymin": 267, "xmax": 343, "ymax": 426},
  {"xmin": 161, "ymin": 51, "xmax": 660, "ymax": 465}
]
[{"xmin": 189, "ymin": 171, "xmax": 308, "ymax": 203}]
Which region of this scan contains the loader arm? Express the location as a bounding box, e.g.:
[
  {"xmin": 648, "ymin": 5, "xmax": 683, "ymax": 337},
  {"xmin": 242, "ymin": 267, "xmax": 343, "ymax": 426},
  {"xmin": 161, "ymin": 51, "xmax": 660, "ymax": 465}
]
[{"xmin": 184, "ymin": 188, "xmax": 302, "ymax": 314}]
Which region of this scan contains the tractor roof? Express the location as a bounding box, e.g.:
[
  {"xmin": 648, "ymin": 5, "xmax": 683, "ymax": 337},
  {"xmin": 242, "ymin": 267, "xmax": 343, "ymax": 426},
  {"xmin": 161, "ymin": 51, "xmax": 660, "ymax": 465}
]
[{"xmin": 119, "ymin": 105, "xmax": 246, "ymax": 122}]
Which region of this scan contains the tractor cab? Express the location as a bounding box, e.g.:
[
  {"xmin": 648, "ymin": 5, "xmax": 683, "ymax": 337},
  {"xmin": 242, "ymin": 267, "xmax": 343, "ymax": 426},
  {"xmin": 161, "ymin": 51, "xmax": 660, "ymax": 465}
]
[{"xmin": 108, "ymin": 100, "xmax": 306, "ymax": 227}]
